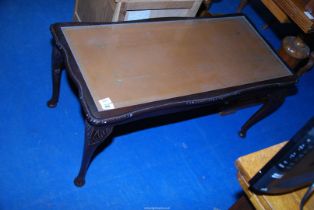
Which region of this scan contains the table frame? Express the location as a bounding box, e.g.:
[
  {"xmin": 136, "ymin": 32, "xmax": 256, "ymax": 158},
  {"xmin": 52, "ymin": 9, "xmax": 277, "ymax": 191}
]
[{"xmin": 47, "ymin": 15, "xmax": 297, "ymax": 187}]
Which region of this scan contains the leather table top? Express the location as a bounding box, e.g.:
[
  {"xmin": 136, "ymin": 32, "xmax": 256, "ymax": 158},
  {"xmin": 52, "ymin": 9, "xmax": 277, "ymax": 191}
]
[{"xmin": 61, "ymin": 16, "xmax": 292, "ymax": 112}]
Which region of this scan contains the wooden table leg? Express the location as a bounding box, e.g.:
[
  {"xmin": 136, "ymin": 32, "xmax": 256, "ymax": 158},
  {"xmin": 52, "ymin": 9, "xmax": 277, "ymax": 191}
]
[
  {"xmin": 74, "ymin": 120, "xmax": 114, "ymax": 187},
  {"xmin": 239, "ymin": 93, "xmax": 285, "ymax": 138},
  {"xmin": 47, "ymin": 45, "xmax": 64, "ymax": 108},
  {"xmin": 197, "ymin": 0, "xmax": 213, "ymax": 17}
]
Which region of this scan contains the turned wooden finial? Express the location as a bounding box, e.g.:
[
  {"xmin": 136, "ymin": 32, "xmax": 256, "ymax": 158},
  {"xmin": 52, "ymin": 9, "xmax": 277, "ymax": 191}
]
[{"xmin": 279, "ymin": 36, "xmax": 310, "ymax": 69}]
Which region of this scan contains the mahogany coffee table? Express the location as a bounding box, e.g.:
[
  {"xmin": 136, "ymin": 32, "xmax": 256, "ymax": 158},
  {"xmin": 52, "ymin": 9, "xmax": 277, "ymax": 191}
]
[{"xmin": 48, "ymin": 15, "xmax": 297, "ymax": 187}]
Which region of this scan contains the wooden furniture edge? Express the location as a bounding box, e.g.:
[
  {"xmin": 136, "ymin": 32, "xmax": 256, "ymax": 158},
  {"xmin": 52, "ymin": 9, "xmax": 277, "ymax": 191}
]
[
  {"xmin": 273, "ymin": 0, "xmax": 314, "ymax": 33},
  {"xmin": 238, "ymin": 172, "xmax": 270, "ymax": 210},
  {"xmin": 261, "ymin": 0, "xmax": 289, "ymax": 23},
  {"xmin": 236, "ymin": 142, "xmax": 314, "ymax": 210}
]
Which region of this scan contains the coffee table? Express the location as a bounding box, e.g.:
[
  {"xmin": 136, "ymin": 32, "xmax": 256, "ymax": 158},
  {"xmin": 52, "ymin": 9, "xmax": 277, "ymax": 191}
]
[{"xmin": 48, "ymin": 15, "xmax": 297, "ymax": 187}]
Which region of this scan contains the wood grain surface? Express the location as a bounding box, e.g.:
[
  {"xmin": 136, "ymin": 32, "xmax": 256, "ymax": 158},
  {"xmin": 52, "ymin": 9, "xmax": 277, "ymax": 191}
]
[{"xmin": 273, "ymin": 0, "xmax": 314, "ymax": 33}]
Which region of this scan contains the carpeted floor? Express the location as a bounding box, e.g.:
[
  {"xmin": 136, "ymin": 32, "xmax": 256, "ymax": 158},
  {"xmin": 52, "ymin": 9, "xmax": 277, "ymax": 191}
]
[{"xmin": 0, "ymin": 0, "xmax": 313, "ymax": 209}]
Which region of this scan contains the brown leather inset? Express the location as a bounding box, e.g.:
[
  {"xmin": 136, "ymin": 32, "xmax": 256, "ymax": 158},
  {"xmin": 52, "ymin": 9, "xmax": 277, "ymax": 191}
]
[{"xmin": 62, "ymin": 17, "xmax": 291, "ymax": 111}]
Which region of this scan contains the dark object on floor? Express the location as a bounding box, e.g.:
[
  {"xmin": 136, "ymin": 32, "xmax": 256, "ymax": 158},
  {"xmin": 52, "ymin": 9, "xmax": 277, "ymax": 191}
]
[{"xmin": 47, "ymin": 15, "xmax": 297, "ymax": 187}]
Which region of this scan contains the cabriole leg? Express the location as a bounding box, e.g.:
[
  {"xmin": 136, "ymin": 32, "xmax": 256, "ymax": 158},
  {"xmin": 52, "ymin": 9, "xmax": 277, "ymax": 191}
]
[
  {"xmin": 47, "ymin": 45, "xmax": 64, "ymax": 108},
  {"xmin": 239, "ymin": 94, "xmax": 284, "ymax": 138},
  {"xmin": 74, "ymin": 120, "xmax": 113, "ymax": 187}
]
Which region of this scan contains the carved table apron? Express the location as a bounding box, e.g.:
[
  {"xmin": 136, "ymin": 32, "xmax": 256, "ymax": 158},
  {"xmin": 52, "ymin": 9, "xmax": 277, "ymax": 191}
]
[{"xmin": 47, "ymin": 15, "xmax": 297, "ymax": 187}]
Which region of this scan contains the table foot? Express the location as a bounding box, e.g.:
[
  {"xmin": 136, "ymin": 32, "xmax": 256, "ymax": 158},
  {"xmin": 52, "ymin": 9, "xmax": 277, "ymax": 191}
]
[
  {"xmin": 47, "ymin": 45, "xmax": 64, "ymax": 108},
  {"xmin": 74, "ymin": 177, "xmax": 85, "ymax": 187},
  {"xmin": 47, "ymin": 98, "xmax": 59, "ymax": 108},
  {"xmin": 239, "ymin": 130, "xmax": 246, "ymax": 138},
  {"xmin": 74, "ymin": 120, "xmax": 113, "ymax": 187},
  {"xmin": 239, "ymin": 93, "xmax": 284, "ymax": 138}
]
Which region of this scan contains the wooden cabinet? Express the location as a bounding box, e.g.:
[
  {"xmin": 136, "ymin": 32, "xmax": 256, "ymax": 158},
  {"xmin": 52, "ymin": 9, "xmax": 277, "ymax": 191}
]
[{"xmin": 73, "ymin": 0, "xmax": 202, "ymax": 22}]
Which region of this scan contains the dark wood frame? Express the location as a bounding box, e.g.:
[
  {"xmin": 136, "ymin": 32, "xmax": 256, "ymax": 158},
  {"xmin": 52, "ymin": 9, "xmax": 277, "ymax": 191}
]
[{"xmin": 47, "ymin": 15, "xmax": 298, "ymax": 187}]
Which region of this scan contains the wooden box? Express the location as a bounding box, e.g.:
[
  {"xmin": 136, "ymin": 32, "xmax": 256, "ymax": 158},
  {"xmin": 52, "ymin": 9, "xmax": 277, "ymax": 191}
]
[{"xmin": 73, "ymin": 0, "xmax": 202, "ymax": 22}]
